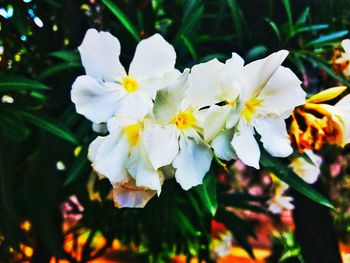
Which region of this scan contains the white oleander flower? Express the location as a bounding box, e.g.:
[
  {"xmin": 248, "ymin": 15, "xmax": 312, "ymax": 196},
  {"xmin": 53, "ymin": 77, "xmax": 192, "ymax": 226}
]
[
  {"xmin": 71, "ymin": 29, "xmax": 179, "ymax": 123},
  {"xmin": 290, "ymin": 149, "xmax": 322, "ymax": 184},
  {"xmin": 268, "ymin": 180, "xmax": 294, "ymax": 214},
  {"xmin": 88, "ymin": 114, "xmax": 164, "ymax": 207},
  {"xmin": 143, "ymin": 70, "xmax": 213, "ymax": 190},
  {"xmin": 335, "ymin": 39, "xmax": 350, "ymax": 77},
  {"xmin": 201, "ymin": 51, "xmax": 306, "ymax": 169}
]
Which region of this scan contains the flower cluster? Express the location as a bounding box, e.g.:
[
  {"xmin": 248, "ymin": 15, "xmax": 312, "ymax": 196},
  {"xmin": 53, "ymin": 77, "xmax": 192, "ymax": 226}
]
[{"xmin": 71, "ymin": 29, "xmax": 306, "ymax": 208}]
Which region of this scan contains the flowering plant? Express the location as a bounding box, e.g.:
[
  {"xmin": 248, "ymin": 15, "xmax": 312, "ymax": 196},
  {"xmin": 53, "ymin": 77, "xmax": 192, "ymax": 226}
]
[{"xmin": 71, "ymin": 29, "xmax": 350, "ymax": 212}]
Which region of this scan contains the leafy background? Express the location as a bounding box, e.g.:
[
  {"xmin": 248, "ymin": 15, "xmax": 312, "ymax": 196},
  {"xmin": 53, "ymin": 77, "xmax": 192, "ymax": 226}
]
[{"xmin": 1, "ymin": 0, "xmax": 350, "ymax": 262}]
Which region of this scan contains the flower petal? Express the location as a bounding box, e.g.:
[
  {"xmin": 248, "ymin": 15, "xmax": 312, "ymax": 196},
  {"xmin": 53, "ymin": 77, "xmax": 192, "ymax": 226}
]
[
  {"xmin": 153, "ymin": 69, "xmax": 189, "ymax": 124},
  {"xmin": 231, "ymin": 120, "xmax": 260, "ymax": 169},
  {"xmin": 127, "ymin": 145, "xmax": 162, "ymax": 194},
  {"xmin": 113, "ymin": 177, "xmax": 156, "ymax": 208},
  {"xmin": 258, "ymin": 66, "xmax": 305, "ymax": 117},
  {"xmin": 78, "ymin": 29, "xmax": 126, "ymax": 81},
  {"xmin": 129, "ymin": 33, "xmax": 176, "ymax": 79},
  {"xmin": 203, "ymin": 105, "xmax": 230, "ymax": 142},
  {"xmin": 173, "ymin": 138, "xmax": 213, "ymax": 190},
  {"xmin": 242, "ymin": 50, "xmax": 289, "ymax": 100},
  {"xmin": 116, "ymin": 91, "xmax": 153, "ymax": 119},
  {"xmin": 143, "ymin": 124, "xmax": 179, "ymax": 169},
  {"xmin": 290, "ymin": 149, "xmax": 321, "ymax": 184},
  {"xmin": 254, "ymin": 117, "xmax": 293, "ymax": 158},
  {"xmin": 211, "ymin": 130, "xmax": 236, "ymax": 161},
  {"xmin": 342, "ymin": 39, "xmax": 350, "ymax": 54},
  {"xmin": 185, "ymin": 59, "xmax": 224, "ymax": 109},
  {"xmin": 88, "ymin": 136, "xmax": 104, "ymax": 163},
  {"xmin": 71, "ymin": 75, "xmax": 123, "ymax": 123},
  {"xmin": 138, "ymin": 69, "xmax": 181, "ymax": 99},
  {"xmin": 92, "ymin": 131, "xmax": 130, "ymax": 185}
]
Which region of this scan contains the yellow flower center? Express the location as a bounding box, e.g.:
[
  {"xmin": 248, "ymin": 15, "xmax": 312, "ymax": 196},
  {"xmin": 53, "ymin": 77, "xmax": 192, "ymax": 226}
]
[
  {"xmin": 122, "ymin": 76, "xmax": 138, "ymax": 93},
  {"xmin": 173, "ymin": 109, "xmax": 197, "ymax": 131},
  {"xmin": 241, "ymin": 98, "xmax": 262, "ymax": 122},
  {"xmin": 124, "ymin": 122, "xmax": 143, "ymax": 146}
]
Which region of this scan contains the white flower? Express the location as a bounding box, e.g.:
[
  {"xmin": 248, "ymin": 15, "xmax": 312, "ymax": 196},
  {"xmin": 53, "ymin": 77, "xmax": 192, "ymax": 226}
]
[
  {"xmin": 143, "ymin": 70, "xmax": 213, "ymax": 190},
  {"xmin": 311, "ymin": 93, "xmax": 350, "ymax": 147},
  {"xmin": 268, "ymin": 181, "xmax": 294, "ymax": 214},
  {"xmin": 290, "ymin": 149, "xmax": 322, "ymax": 184},
  {"xmin": 268, "ymin": 195, "xmax": 294, "ymax": 214},
  {"xmin": 88, "ymin": 114, "xmax": 164, "ymax": 202},
  {"xmin": 71, "ymin": 29, "xmax": 179, "ymax": 123},
  {"xmin": 201, "ymin": 51, "xmax": 305, "ymax": 169},
  {"xmin": 112, "ymin": 176, "xmax": 157, "ymax": 208},
  {"xmin": 188, "ymin": 55, "xmax": 243, "ymax": 161},
  {"xmin": 335, "ymin": 39, "xmax": 350, "ymax": 77}
]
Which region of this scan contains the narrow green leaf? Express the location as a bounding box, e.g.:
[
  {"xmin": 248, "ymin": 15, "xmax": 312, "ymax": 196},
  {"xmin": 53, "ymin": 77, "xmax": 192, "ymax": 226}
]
[
  {"xmin": 181, "ymin": 35, "xmax": 198, "ymax": 60},
  {"xmin": 0, "ymin": 76, "xmax": 49, "ymax": 92},
  {"xmin": 194, "ymin": 172, "xmax": 217, "ymax": 216},
  {"xmin": 101, "ymin": 0, "xmax": 141, "ymax": 41},
  {"xmin": 173, "ymin": 3, "xmax": 203, "ymax": 46},
  {"xmin": 260, "ymin": 149, "xmax": 334, "ymax": 209},
  {"xmin": 264, "ymin": 19, "xmax": 281, "ymax": 43},
  {"xmin": 38, "ymin": 62, "xmax": 81, "ymax": 81},
  {"xmin": 226, "ymin": 0, "xmax": 244, "ymax": 46},
  {"xmin": 282, "ymin": 0, "xmax": 293, "ymax": 32},
  {"xmin": 306, "ymin": 30, "xmax": 348, "ymax": 47},
  {"xmin": 16, "ymin": 111, "xmax": 78, "ymax": 145},
  {"xmin": 301, "ymin": 54, "xmax": 350, "ymax": 86},
  {"xmin": 0, "ymin": 111, "xmax": 30, "ymax": 142},
  {"xmin": 296, "ymin": 7, "xmax": 309, "ymax": 26},
  {"xmin": 50, "ymin": 50, "xmax": 80, "ymax": 63},
  {"xmin": 216, "ymin": 209, "xmax": 255, "ymax": 258},
  {"xmin": 64, "ymin": 145, "xmax": 89, "ymax": 185}
]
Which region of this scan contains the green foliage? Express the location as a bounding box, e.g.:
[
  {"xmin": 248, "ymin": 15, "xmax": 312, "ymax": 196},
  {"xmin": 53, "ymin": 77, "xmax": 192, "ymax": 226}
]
[{"xmin": 1, "ymin": 0, "xmax": 350, "ymax": 262}]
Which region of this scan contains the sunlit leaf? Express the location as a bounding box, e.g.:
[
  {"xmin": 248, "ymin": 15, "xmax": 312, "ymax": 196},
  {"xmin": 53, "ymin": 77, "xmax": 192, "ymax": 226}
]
[{"xmin": 306, "ymin": 30, "xmax": 348, "ymax": 46}]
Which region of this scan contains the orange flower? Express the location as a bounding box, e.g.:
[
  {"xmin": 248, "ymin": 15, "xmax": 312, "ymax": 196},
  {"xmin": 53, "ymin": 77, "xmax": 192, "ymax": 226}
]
[{"xmin": 290, "ymin": 86, "xmax": 350, "ymax": 152}]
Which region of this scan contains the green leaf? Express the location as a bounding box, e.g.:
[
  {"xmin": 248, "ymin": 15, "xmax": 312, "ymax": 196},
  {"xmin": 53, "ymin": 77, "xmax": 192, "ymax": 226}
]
[
  {"xmin": 216, "ymin": 209, "xmax": 255, "ymax": 258},
  {"xmin": 38, "ymin": 62, "xmax": 81, "ymax": 81},
  {"xmin": 16, "ymin": 111, "xmax": 78, "ymax": 145},
  {"xmin": 64, "ymin": 144, "xmax": 89, "ymax": 185},
  {"xmin": 173, "ymin": 2, "xmax": 203, "ymax": 46},
  {"xmin": 260, "ymin": 149, "xmax": 334, "ymax": 209},
  {"xmin": 282, "ymin": 0, "xmax": 293, "ymax": 31},
  {"xmin": 173, "ymin": 208, "xmax": 197, "ymax": 236},
  {"xmin": 245, "ymin": 45, "xmax": 268, "ymax": 61},
  {"xmin": 0, "ymin": 111, "xmax": 30, "ymax": 142},
  {"xmin": 194, "ymin": 172, "xmax": 217, "ymax": 216},
  {"xmin": 301, "ymin": 54, "xmax": 350, "ymax": 86},
  {"xmin": 264, "ymin": 19, "xmax": 281, "ymax": 43},
  {"xmin": 296, "ymin": 7, "xmax": 309, "ymax": 26},
  {"xmin": 180, "ymin": 35, "xmax": 198, "ymax": 60},
  {"xmin": 226, "ymin": 0, "xmax": 244, "ymax": 46},
  {"xmin": 0, "ymin": 76, "xmax": 49, "ymax": 92},
  {"xmin": 306, "ymin": 30, "xmax": 348, "ymax": 47},
  {"xmin": 50, "ymin": 50, "xmax": 80, "ymax": 63},
  {"xmin": 101, "ymin": 0, "xmax": 141, "ymax": 41}
]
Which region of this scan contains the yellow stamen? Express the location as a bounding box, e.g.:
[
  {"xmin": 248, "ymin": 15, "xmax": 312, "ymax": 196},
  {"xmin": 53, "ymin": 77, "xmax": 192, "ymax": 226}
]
[
  {"xmin": 122, "ymin": 76, "xmax": 138, "ymax": 93},
  {"xmin": 124, "ymin": 123, "xmax": 142, "ymax": 146},
  {"xmin": 173, "ymin": 109, "xmax": 197, "ymax": 130},
  {"xmin": 241, "ymin": 98, "xmax": 262, "ymax": 122}
]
